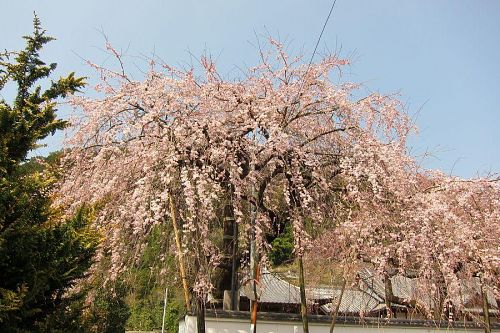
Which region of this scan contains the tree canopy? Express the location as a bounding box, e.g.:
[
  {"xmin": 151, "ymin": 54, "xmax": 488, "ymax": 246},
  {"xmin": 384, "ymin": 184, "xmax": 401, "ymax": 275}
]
[
  {"xmin": 58, "ymin": 37, "xmax": 498, "ymax": 329},
  {"xmin": 0, "ymin": 15, "xmax": 96, "ymax": 332}
]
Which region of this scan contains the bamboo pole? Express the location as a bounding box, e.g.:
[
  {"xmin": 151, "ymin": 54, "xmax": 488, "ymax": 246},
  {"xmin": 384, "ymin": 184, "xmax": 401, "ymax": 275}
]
[{"xmin": 168, "ymin": 192, "xmax": 191, "ymax": 311}]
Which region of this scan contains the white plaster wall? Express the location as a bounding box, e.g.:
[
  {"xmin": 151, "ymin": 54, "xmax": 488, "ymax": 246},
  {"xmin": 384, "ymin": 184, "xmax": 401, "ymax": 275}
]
[{"xmin": 179, "ymin": 316, "xmax": 491, "ymax": 333}]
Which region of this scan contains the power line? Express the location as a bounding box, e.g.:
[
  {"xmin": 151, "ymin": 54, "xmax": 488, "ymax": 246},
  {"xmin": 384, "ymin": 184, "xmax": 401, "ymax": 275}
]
[
  {"xmin": 296, "ymin": 0, "xmax": 338, "ymax": 101},
  {"xmin": 307, "ymin": 0, "xmax": 338, "ymax": 70}
]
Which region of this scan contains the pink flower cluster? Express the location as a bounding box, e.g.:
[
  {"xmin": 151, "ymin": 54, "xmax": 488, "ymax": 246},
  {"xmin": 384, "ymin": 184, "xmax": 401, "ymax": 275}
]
[{"xmin": 56, "ymin": 39, "xmax": 498, "ymax": 304}]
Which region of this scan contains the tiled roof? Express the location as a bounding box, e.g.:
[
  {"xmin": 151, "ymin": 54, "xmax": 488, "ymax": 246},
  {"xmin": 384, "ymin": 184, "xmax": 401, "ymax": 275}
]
[
  {"xmin": 240, "ymin": 271, "xmax": 301, "ymax": 304},
  {"xmin": 319, "ymin": 289, "xmax": 381, "ymax": 314},
  {"xmin": 240, "ymin": 268, "xmax": 498, "ymax": 316},
  {"xmin": 459, "ymin": 278, "xmax": 497, "ymax": 307},
  {"xmin": 357, "ymin": 267, "xmax": 418, "ymax": 301},
  {"xmin": 357, "ymin": 267, "xmax": 498, "ymax": 310},
  {"xmin": 240, "ymin": 270, "xmax": 382, "ymax": 314}
]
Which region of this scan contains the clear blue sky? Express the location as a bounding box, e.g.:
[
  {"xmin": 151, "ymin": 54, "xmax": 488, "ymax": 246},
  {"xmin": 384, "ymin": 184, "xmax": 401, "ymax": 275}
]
[{"xmin": 2, "ymin": 0, "xmax": 499, "ymax": 178}]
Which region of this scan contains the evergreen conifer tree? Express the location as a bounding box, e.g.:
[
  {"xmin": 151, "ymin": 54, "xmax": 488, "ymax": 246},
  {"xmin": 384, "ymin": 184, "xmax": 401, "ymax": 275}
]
[{"xmin": 0, "ymin": 15, "xmax": 97, "ymax": 332}]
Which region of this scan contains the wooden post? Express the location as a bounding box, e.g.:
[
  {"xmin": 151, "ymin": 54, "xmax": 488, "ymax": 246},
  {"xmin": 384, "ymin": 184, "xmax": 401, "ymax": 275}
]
[
  {"xmin": 249, "ymin": 176, "xmax": 258, "ymax": 333},
  {"xmin": 298, "ymin": 256, "xmax": 309, "ymax": 333},
  {"xmin": 168, "ymin": 192, "xmax": 191, "ymax": 311},
  {"xmin": 250, "ymin": 263, "xmax": 260, "ymax": 333},
  {"xmin": 230, "ymin": 213, "xmax": 239, "ymax": 310}
]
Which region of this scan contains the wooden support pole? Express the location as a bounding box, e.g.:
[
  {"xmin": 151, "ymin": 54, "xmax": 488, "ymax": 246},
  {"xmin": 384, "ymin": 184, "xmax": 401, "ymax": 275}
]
[
  {"xmin": 168, "ymin": 192, "xmax": 191, "ymax": 311},
  {"xmin": 298, "ymin": 256, "xmax": 309, "ymax": 333},
  {"xmin": 250, "ymin": 263, "xmax": 260, "ymax": 333},
  {"xmin": 230, "ymin": 213, "xmax": 239, "ymax": 310}
]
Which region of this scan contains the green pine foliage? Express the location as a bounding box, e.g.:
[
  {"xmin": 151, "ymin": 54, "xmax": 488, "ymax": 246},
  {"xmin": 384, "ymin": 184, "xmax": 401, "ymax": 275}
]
[
  {"xmin": 0, "ymin": 15, "xmax": 96, "ymax": 332},
  {"xmin": 0, "ymin": 156, "xmax": 100, "ymax": 332},
  {"xmin": 0, "ymin": 15, "xmax": 84, "ymax": 176}
]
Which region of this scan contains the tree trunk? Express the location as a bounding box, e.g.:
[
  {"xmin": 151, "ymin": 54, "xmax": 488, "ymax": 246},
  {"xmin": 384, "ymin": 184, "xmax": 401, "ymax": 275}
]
[
  {"xmin": 298, "ymin": 256, "xmax": 309, "ymax": 333},
  {"xmin": 329, "ymin": 278, "xmax": 347, "ymax": 333},
  {"xmin": 221, "ymin": 202, "xmax": 238, "ymax": 308},
  {"xmin": 382, "ymin": 271, "xmax": 431, "ymax": 319},
  {"xmin": 168, "ymin": 193, "xmax": 191, "ymax": 310},
  {"xmin": 383, "ymin": 274, "xmax": 394, "ymax": 318}
]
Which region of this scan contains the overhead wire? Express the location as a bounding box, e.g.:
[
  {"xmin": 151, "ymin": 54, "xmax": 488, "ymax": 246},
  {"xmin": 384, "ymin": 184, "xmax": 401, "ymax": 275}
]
[
  {"xmin": 296, "ymin": 0, "xmax": 338, "ymax": 100},
  {"xmin": 307, "ymin": 0, "xmax": 338, "ymax": 72}
]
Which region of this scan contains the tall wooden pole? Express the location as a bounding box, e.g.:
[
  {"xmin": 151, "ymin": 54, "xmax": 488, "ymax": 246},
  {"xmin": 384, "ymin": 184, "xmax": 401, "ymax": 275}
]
[
  {"xmin": 248, "ymin": 130, "xmax": 263, "ymax": 333},
  {"xmin": 250, "ymin": 263, "xmax": 260, "ymax": 333},
  {"xmin": 249, "ymin": 224, "xmax": 258, "ymax": 333},
  {"xmin": 298, "ymin": 256, "xmax": 309, "ymax": 333},
  {"xmin": 168, "ymin": 192, "xmax": 191, "ymax": 311},
  {"xmin": 249, "ymin": 163, "xmax": 259, "ymax": 333},
  {"xmin": 230, "ymin": 212, "xmax": 239, "ymax": 310}
]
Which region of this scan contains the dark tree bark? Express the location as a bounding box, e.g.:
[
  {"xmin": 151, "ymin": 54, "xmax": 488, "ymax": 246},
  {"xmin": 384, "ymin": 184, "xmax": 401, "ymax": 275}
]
[{"xmin": 214, "ymin": 201, "xmax": 239, "ymax": 309}]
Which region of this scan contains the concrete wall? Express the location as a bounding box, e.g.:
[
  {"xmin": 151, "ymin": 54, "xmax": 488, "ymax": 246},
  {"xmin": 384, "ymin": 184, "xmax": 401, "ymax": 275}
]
[{"xmin": 179, "ymin": 315, "xmax": 493, "ymax": 333}]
